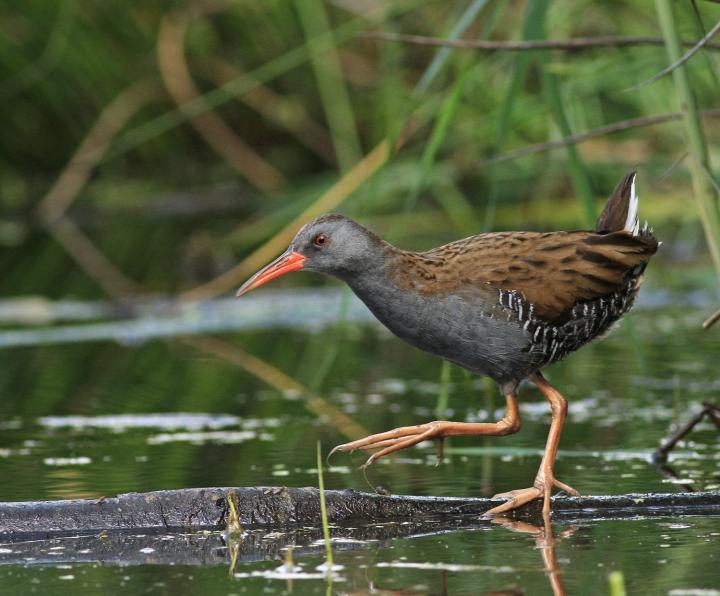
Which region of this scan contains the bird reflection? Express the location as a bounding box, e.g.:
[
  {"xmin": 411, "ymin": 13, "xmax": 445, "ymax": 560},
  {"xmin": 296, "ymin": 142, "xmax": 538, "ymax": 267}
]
[
  {"xmin": 344, "ymin": 513, "xmax": 573, "ymax": 596},
  {"xmin": 491, "ymin": 512, "xmax": 575, "ymax": 596},
  {"xmin": 344, "ymin": 571, "xmax": 449, "ymax": 595}
]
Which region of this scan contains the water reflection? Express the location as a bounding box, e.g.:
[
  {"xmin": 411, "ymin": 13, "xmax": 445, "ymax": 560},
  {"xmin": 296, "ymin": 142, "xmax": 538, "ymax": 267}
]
[
  {"xmin": 1, "ymin": 302, "xmax": 720, "ymax": 592},
  {"xmin": 1, "ymin": 513, "xmax": 719, "ymax": 593},
  {"xmin": 492, "ymin": 514, "xmax": 573, "ymax": 596}
]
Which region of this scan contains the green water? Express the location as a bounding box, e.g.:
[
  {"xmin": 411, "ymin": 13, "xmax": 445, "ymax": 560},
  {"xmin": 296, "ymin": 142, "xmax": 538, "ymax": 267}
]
[{"xmin": 0, "ymin": 293, "xmax": 719, "ymax": 593}]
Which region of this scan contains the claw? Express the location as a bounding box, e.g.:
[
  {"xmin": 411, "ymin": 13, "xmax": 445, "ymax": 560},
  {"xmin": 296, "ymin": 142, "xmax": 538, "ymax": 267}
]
[
  {"xmin": 553, "ymin": 478, "xmax": 580, "ymax": 496},
  {"xmin": 326, "ymin": 447, "xmax": 338, "ymax": 465},
  {"xmin": 362, "ymin": 451, "xmax": 381, "ymax": 468},
  {"xmin": 327, "ymin": 442, "xmax": 353, "ymax": 464}
]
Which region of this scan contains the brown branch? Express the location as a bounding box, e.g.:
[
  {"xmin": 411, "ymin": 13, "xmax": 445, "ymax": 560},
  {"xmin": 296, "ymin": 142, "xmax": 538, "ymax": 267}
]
[
  {"xmin": 50, "ymin": 219, "xmax": 144, "ymax": 297},
  {"xmin": 633, "ymin": 18, "xmax": 720, "ymax": 89},
  {"xmin": 36, "ymin": 80, "xmax": 163, "ymax": 225},
  {"xmin": 654, "ymin": 402, "xmax": 720, "ymax": 462},
  {"xmin": 198, "ymin": 57, "xmax": 336, "ymax": 164},
  {"xmin": 361, "ymin": 31, "xmax": 720, "ymax": 52},
  {"xmin": 703, "ymin": 308, "xmax": 720, "ymax": 329},
  {"xmin": 157, "ymin": 6, "xmax": 286, "ymax": 192},
  {"xmin": 478, "ymin": 109, "xmax": 720, "ymax": 167},
  {"xmin": 34, "ymin": 79, "xmax": 162, "ymax": 298}
]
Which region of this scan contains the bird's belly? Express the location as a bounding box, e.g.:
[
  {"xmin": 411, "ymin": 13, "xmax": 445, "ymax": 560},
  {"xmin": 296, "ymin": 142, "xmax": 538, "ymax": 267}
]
[{"xmin": 360, "ymin": 290, "xmax": 538, "ymax": 383}]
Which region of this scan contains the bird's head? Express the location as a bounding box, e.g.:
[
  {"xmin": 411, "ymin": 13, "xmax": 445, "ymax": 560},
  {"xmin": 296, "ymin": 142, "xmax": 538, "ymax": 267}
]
[{"xmin": 236, "ymin": 214, "xmax": 385, "ymax": 296}]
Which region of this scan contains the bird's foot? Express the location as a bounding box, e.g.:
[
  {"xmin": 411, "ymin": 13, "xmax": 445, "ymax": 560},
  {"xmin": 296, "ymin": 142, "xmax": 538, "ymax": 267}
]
[
  {"xmin": 484, "ymin": 485, "xmax": 543, "ymax": 517},
  {"xmin": 329, "ymin": 421, "xmax": 449, "ymax": 468},
  {"xmin": 483, "ymin": 473, "xmax": 579, "ymax": 518}
]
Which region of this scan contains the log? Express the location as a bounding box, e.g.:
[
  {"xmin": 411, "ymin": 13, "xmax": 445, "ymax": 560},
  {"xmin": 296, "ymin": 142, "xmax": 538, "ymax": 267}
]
[{"xmin": 1, "ymin": 486, "xmax": 719, "ymax": 541}]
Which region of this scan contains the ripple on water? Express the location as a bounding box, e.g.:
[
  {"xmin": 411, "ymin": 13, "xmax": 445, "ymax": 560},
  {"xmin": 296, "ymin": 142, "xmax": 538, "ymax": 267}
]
[{"xmin": 37, "ymin": 413, "xmax": 247, "ymax": 431}]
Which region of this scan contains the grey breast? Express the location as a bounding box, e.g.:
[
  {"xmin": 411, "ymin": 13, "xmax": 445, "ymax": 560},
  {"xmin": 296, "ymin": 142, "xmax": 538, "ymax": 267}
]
[{"xmin": 348, "ymin": 274, "xmax": 538, "ymax": 384}]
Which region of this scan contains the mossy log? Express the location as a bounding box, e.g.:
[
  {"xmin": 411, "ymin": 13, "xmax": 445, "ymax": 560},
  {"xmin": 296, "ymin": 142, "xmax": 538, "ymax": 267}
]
[{"xmin": 1, "ymin": 487, "xmax": 719, "ymax": 541}]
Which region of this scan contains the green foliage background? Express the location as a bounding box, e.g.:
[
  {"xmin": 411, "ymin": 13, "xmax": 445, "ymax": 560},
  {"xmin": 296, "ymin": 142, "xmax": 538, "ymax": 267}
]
[{"xmin": 1, "ymin": 0, "xmax": 719, "ymax": 300}]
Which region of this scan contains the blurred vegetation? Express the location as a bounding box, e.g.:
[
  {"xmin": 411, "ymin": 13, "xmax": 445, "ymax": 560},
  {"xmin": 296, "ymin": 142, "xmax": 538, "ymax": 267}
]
[
  {"xmin": 1, "ymin": 0, "xmax": 719, "ymax": 302},
  {"xmin": 0, "ymin": 7, "xmax": 719, "ymax": 588}
]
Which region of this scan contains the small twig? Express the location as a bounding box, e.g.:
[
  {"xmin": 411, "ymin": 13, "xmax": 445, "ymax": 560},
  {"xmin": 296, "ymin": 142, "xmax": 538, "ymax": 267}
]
[
  {"xmin": 652, "ymin": 458, "xmax": 695, "ymax": 493},
  {"xmin": 703, "ymin": 308, "xmax": 720, "ymax": 329},
  {"xmin": 360, "ymin": 31, "xmax": 720, "ymax": 52},
  {"xmin": 689, "ymin": 0, "xmax": 720, "ymax": 91},
  {"xmin": 33, "ymin": 80, "xmax": 161, "ymax": 299},
  {"xmin": 704, "ymin": 402, "xmax": 720, "ymax": 428},
  {"xmin": 477, "ymin": 109, "xmax": 720, "ymax": 167},
  {"xmin": 632, "ymin": 18, "xmax": 720, "ymax": 89},
  {"xmin": 36, "ymin": 80, "xmax": 162, "ymax": 224},
  {"xmin": 656, "ymin": 151, "xmax": 688, "ymax": 184},
  {"xmin": 50, "ymin": 219, "xmax": 144, "ymax": 298},
  {"xmin": 653, "ymin": 402, "xmax": 720, "ymax": 463}
]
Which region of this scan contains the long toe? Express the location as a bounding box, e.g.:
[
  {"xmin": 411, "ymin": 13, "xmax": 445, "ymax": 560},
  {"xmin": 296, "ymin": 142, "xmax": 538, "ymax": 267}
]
[
  {"xmin": 484, "ymin": 487, "xmax": 543, "ymax": 517},
  {"xmin": 486, "ymin": 473, "xmax": 578, "ymax": 517},
  {"xmin": 553, "ymin": 478, "xmax": 580, "ymax": 496},
  {"xmin": 330, "ymin": 422, "xmax": 444, "ymax": 466},
  {"xmin": 329, "ymin": 423, "xmax": 437, "ymax": 456},
  {"xmin": 491, "ymin": 487, "xmax": 533, "ymax": 500},
  {"xmin": 361, "ymin": 430, "xmax": 440, "ymax": 467}
]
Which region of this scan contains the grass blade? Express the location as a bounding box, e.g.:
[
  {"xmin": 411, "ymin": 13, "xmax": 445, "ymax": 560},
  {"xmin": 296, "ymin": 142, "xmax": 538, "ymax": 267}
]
[
  {"xmin": 414, "ymin": 0, "xmax": 490, "ymax": 94},
  {"xmin": 405, "ymin": 64, "xmax": 469, "ymax": 212},
  {"xmin": 435, "ymin": 359, "xmax": 452, "ymax": 418},
  {"xmin": 406, "ymin": 0, "xmax": 507, "ymax": 216},
  {"xmin": 295, "ymin": 0, "xmax": 362, "ymax": 172},
  {"xmin": 109, "ymin": 1, "xmax": 423, "ymax": 161},
  {"xmin": 316, "ymin": 441, "xmax": 334, "ymax": 569},
  {"xmin": 533, "ymin": 1, "xmax": 596, "ymax": 227},
  {"xmin": 655, "ymin": 0, "xmax": 720, "ymax": 275},
  {"xmin": 608, "ymin": 570, "xmax": 627, "ymax": 596},
  {"xmin": 483, "ymin": 0, "xmax": 542, "ymax": 230}
]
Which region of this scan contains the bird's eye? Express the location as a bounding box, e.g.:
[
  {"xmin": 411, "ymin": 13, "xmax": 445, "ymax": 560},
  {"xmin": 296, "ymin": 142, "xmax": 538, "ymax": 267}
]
[{"xmin": 313, "ymin": 233, "xmax": 328, "ymax": 247}]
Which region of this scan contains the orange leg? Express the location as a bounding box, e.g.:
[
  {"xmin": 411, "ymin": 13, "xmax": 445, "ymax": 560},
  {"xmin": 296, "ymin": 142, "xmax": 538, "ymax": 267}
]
[
  {"xmin": 330, "ymin": 391, "xmax": 521, "ymax": 467},
  {"xmin": 485, "ymin": 372, "xmax": 579, "ymax": 517}
]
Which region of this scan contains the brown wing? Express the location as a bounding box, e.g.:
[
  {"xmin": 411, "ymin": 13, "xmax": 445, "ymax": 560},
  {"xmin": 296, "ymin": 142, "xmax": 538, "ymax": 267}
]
[{"xmin": 398, "ymin": 230, "xmax": 657, "ymax": 323}]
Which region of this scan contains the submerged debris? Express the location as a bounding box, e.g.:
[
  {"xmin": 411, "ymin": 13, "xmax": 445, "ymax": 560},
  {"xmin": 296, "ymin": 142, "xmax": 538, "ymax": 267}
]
[{"xmin": 654, "ymin": 402, "xmax": 720, "ymax": 464}]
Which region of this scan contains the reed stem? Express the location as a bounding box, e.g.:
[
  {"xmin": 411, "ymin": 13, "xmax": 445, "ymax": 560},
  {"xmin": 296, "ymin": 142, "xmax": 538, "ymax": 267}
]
[
  {"xmin": 316, "ymin": 441, "xmax": 334, "ymax": 568},
  {"xmin": 655, "ymin": 0, "xmax": 720, "ymax": 275}
]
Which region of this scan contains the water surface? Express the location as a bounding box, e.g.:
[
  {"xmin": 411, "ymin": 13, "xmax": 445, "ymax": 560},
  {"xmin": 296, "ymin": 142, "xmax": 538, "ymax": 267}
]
[{"xmin": 0, "ymin": 295, "xmax": 719, "ymax": 593}]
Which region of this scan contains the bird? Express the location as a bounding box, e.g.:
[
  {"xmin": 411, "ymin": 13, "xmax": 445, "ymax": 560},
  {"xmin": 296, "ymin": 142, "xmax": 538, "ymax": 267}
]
[{"xmin": 236, "ymin": 171, "xmax": 657, "ymax": 516}]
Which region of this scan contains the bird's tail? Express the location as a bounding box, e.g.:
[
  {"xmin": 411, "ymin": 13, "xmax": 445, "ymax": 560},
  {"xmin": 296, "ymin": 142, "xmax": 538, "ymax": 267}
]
[{"xmin": 595, "ymin": 171, "xmax": 645, "ymax": 235}]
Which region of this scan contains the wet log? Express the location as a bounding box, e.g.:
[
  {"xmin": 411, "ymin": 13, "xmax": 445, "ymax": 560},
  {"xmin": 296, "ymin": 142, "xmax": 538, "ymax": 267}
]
[{"xmin": 1, "ymin": 486, "xmax": 719, "ymax": 540}]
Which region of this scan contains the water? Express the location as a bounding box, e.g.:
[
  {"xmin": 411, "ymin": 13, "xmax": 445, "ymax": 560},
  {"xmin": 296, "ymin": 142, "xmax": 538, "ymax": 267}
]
[{"xmin": 0, "ymin": 292, "xmax": 719, "ymax": 593}]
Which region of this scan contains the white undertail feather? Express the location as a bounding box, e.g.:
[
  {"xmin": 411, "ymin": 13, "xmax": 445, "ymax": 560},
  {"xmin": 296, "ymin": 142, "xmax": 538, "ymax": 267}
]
[{"xmin": 624, "ymin": 174, "xmax": 640, "ymax": 236}]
